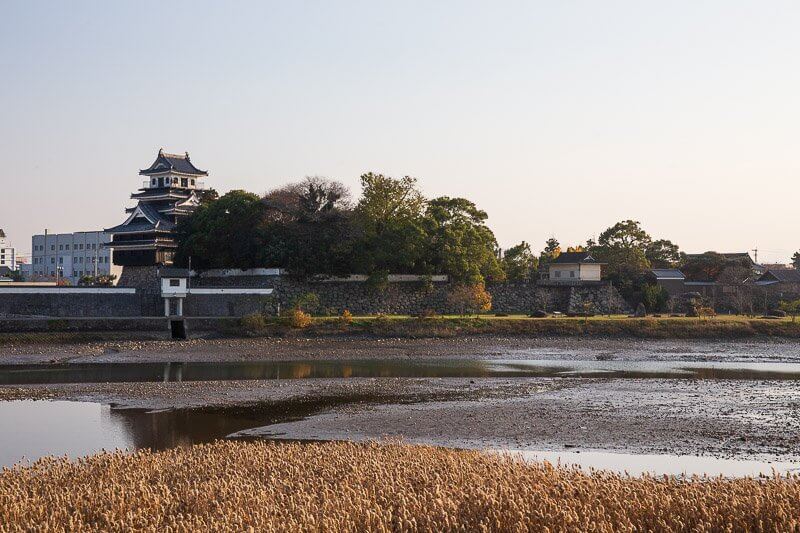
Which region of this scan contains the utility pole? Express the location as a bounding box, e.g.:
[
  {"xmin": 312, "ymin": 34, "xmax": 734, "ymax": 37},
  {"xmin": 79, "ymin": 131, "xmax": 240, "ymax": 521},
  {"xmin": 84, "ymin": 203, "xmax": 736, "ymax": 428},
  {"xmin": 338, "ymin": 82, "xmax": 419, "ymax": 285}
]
[{"xmin": 44, "ymin": 228, "xmax": 49, "ymax": 281}]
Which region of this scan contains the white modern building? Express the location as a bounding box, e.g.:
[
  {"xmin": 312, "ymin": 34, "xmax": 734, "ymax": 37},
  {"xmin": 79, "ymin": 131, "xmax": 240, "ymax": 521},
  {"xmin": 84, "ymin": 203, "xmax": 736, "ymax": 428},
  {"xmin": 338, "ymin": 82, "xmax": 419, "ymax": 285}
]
[
  {"xmin": 30, "ymin": 231, "xmax": 121, "ymax": 284},
  {"xmin": 548, "ymin": 251, "xmax": 603, "ymax": 283},
  {"xmin": 0, "ymin": 229, "xmax": 17, "ymax": 271}
]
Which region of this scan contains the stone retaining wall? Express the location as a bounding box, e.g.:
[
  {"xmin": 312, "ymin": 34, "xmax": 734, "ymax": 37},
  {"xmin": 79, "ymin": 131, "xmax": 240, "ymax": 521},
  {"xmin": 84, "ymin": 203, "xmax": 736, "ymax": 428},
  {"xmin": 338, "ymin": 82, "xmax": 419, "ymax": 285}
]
[
  {"xmin": 0, "ymin": 292, "xmax": 144, "ymax": 318},
  {"xmin": 0, "ymin": 266, "xmax": 630, "ymax": 321},
  {"xmin": 193, "ymin": 275, "xmax": 630, "ymax": 315}
]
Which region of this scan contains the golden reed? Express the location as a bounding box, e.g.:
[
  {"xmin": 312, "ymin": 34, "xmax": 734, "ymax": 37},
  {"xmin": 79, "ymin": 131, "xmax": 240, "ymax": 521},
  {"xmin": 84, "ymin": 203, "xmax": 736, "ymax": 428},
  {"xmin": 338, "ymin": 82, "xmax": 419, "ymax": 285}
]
[{"xmin": 1, "ymin": 441, "xmax": 798, "ymax": 532}]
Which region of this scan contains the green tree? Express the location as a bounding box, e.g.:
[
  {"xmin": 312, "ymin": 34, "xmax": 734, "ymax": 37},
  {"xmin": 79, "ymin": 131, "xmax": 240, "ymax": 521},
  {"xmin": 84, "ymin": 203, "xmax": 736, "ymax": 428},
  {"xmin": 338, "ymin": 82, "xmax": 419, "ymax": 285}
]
[
  {"xmin": 641, "ymin": 284, "xmax": 668, "ymax": 312},
  {"xmin": 421, "ymin": 197, "xmax": 504, "ymax": 284},
  {"xmin": 646, "ymin": 239, "xmax": 681, "ymax": 268},
  {"xmin": 353, "ymin": 173, "xmax": 427, "ymax": 274},
  {"xmin": 792, "ymin": 251, "xmax": 800, "ymax": 270},
  {"xmin": 780, "ymin": 299, "xmax": 800, "ymax": 322},
  {"xmin": 502, "ymin": 241, "xmax": 538, "ymax": 281},
  {"xmin": 175, "ymin": 190, "xmax": 268, "ymax": 269},
  {"xmin": 590, "ymin": 220, "xmax": 653, "ymax": 298},
  {"xmin": 538, "ymin": 237, "xmax": 561, "ymax": 276}
]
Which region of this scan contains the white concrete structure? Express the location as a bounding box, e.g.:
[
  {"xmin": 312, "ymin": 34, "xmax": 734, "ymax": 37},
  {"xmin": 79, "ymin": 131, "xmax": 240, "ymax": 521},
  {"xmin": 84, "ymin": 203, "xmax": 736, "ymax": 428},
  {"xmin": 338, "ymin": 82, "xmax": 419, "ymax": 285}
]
[
  {"xmin": 0, "ymin": 229, "xmax": 17, "ymax": 271},
  {"xmin": 548, "ymin": 252, "xmax": 603, "ymax": 283},
  {"xmin": 31, "ymin": 231, "xmax": 122, "ymax": 285},
  {"xmin": 159, "ymin": 268, "xmax": 272, "ymax": 317}
]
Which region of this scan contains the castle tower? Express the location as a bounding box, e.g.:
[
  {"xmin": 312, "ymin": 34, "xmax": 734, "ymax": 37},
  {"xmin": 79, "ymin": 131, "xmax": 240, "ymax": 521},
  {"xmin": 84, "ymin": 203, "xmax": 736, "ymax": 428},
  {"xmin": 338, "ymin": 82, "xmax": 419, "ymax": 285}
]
[{"xmin": 105, "ymin": 149, "xmax": 208, "ymax": 266}]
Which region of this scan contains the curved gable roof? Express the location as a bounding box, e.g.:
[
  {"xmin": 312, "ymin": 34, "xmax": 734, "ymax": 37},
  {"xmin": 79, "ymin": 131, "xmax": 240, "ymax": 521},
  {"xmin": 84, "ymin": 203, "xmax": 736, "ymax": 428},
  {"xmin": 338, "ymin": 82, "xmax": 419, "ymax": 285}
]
[{"xmin": 140, "ymin": 149, "xmax": 208, "ymax": 176}]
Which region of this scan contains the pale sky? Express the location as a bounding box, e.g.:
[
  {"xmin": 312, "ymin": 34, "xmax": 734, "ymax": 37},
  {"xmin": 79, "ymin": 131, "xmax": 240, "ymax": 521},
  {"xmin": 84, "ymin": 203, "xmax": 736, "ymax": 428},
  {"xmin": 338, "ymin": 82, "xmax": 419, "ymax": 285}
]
[{"xmin": 1, "ymin": 1, "xmax": 799, "ymax": 263}]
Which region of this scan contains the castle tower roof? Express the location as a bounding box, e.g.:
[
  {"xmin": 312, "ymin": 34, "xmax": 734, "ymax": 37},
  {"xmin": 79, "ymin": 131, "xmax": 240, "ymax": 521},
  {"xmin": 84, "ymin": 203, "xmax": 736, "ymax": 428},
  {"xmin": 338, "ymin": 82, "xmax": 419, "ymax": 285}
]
[{"xmin": 139, "ymin": 148, "xmax": 208, "ymax": 176}]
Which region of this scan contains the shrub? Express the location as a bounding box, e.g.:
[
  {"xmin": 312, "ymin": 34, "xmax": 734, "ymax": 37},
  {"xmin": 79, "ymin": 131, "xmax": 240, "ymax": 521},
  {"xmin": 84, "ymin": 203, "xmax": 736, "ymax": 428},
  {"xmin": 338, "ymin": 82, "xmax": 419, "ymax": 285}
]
[
  {"xmin": 339, "ymin": 309, "xmax": 353, "ymax": 327},
  {"xmin": 697, "ymin": 306, "xmax": 717, "ymax": 320},
  {"xmin": 447, "ymin": 283, "xmax": 492, "ymax": 316},
  {"xmin": 778, "ymin": 300, "xmax": 800, "ymax": 321},
  {"xmin": 283, "ymin": 308, "xmax": 312, "ymax": 328},
  {"xmin": 365, "ymin": 270, "xmax": 389, "ymax": 293},
  {"xmin": 240, "ymin": 312, "xmax": 267, "ymax": 334}
]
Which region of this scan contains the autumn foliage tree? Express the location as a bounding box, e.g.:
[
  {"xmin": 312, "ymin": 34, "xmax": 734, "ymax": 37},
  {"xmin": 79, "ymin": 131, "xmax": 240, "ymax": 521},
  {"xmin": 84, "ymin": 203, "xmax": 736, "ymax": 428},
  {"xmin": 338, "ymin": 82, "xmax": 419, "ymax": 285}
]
[{"xmin": 447, "ymin": 283, "xmax": 492, "ymax": 316}]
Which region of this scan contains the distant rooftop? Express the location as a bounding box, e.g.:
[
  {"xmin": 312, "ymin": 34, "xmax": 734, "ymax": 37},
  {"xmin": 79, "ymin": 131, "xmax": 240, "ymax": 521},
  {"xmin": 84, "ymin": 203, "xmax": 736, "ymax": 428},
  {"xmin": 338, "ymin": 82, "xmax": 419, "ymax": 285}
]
[
  {"xmin": 650, "ymin": 268, "xmax": 685, "ymax": 280},
  {"xmin": 551, "ymin": 252, "xmax": 601, "ymax": 265},
  {"xmin": 140, "ymin": 148, "xmax": 208, "ymax": 176},
  {"xmin": 758, "ymin": 268, "xmax": 800, "ymax": 284}
]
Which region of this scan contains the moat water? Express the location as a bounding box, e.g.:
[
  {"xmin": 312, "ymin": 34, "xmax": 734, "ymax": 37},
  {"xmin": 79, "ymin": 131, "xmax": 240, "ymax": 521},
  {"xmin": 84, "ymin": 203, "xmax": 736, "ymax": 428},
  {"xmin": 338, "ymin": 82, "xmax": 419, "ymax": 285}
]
[{"xmin": 4, "ymin": 358, "xmax": 800, "ymax": 385}]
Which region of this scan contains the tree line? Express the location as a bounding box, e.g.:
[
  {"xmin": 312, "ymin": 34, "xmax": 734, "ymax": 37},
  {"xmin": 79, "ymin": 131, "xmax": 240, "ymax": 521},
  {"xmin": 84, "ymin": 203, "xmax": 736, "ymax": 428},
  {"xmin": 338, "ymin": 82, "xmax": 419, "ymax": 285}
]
[
  {"xmin": 174, "ymin": 173, "xmax": 761, "ymax": 299},
  {"xmin": 175, "ymin": 174, "xmax": 503, "ymax": 285}
]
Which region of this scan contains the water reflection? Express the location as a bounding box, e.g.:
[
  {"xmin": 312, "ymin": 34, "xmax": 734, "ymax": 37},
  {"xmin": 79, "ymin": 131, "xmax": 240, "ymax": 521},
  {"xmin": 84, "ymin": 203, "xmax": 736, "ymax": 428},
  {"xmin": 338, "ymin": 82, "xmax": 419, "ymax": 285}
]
[
  {"xmin": 0, "ymin": 395, "xmax": 371, "ymax": 468},
  {"xmin": 4, "ymin": 359, "xmax": 800, "ymax": 386},
  {"xmin": 5, "ymin": 399, "xmax": 798, "ymax": 478},
  {"xmin": 504, "ymin": 449, "xmax": 800, "ymax": 478}
]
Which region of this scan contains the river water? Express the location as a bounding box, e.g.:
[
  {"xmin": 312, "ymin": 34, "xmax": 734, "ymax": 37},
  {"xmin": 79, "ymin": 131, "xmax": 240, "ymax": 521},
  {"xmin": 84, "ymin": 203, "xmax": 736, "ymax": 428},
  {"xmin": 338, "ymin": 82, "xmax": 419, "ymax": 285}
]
[{"xmin": 3, "ymin": 357, "xmax": 800, "ymax": 476}]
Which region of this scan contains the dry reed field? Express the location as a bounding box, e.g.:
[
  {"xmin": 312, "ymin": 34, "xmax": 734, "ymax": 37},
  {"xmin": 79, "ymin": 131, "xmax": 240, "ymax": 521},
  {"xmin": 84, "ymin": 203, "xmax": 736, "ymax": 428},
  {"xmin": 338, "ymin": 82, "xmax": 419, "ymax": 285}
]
[{"xmin": 1, "ymin": 441, "xmax": 799, "ymax": 532}]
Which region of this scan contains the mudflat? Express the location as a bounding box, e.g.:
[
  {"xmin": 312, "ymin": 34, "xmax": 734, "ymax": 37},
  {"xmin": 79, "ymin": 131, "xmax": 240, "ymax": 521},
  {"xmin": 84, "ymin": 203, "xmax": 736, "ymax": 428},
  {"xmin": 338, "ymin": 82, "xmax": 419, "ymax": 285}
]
[{"xmin": 2, "ymin": 336, "xmax": 800, "ymax": 464}]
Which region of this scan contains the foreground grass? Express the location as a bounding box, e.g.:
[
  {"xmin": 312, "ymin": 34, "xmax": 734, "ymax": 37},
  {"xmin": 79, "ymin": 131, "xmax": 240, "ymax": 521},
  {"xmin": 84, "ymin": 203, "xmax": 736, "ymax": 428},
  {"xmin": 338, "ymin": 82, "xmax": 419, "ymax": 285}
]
[{"xmin": 2, "ymin": 441, "xmax": 799, "ymax": 532}]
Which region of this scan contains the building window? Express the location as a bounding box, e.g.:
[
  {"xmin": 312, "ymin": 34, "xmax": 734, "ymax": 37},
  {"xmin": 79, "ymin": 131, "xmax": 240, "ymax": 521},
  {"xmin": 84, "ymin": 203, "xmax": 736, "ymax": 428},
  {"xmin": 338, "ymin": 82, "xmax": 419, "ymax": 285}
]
[
  {"xmin": 59, "ymin": 245, "xmax": 63, "ymax": 251},
  {"xmin": 181, "ymin": 178, "xmax": 188, "ymax": 187},
  {"xmin": 58, "ymin": 257, "xmax": 63, "ymax": 264},
  {"xmin": 191, "ymin": 179, "xmax": 195, "ymax": 186},
  {"xmin": 51, "ymin": 257, "xmax": 55, "ymax": 264},
  {"xmin": 65, "ymin": 244, "xmax": 70, "ymax": 250},
  {"xmin": 570, "ymin": 271, "xmax": 575, "ymax": 278},
  {"xmin": 169, "ymin": 279, "xmax": 181, "ymax": 287},
  {"xmin": 554, "ymin": 271, "xmax": 561, "ymax": 278},
  {"xmin": 51, "ymin": 245, "xmax": 55, "ymax": 251}
]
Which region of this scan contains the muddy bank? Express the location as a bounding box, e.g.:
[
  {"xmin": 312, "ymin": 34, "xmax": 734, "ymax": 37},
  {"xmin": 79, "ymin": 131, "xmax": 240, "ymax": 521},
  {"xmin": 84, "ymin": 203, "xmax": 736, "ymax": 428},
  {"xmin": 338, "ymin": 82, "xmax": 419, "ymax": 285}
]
[
  {"xmin": 3, "ymin": 375, "xmax": 799, "ymax": 463},
  {"xmin": 5, "ymin": 335, "xmax": 800, "ymax": 365},
  {"xmin": 241, "ymin": 378, "xmax": 800, "ymax": 462},
  {"xmin": 0, "ymin": 377, "xmax": 558, "ymax": 410}
]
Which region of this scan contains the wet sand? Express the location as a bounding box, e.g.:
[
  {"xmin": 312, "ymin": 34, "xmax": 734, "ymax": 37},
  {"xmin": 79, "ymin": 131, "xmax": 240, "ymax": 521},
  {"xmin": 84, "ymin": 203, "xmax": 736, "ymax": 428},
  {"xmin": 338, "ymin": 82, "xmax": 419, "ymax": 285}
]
[
  {"xmin": 3, "ymin": 337, "xmax": 800, "ymax": 464},
  {"xmin": 5, "ymin": 335, "xmax": 800, "ymax": 364},
  {"xmin": 3, "ymin": 375, "xmax": 799, "ymax": 462}
]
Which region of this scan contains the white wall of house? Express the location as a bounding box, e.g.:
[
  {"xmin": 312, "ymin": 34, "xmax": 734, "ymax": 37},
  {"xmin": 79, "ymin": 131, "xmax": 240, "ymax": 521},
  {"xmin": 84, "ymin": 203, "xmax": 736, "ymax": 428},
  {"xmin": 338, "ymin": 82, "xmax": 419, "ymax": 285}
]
[
  {"xmin": 549, "ymin": 264, "xmax": 580, "ymax": 280},
  {"xmin": 549, "ymin": 263, "xmax": 602, "ymax": 281},
  {"xmin": 579, "ymin": 263, "xmax": 602, "ymax": 281}
]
